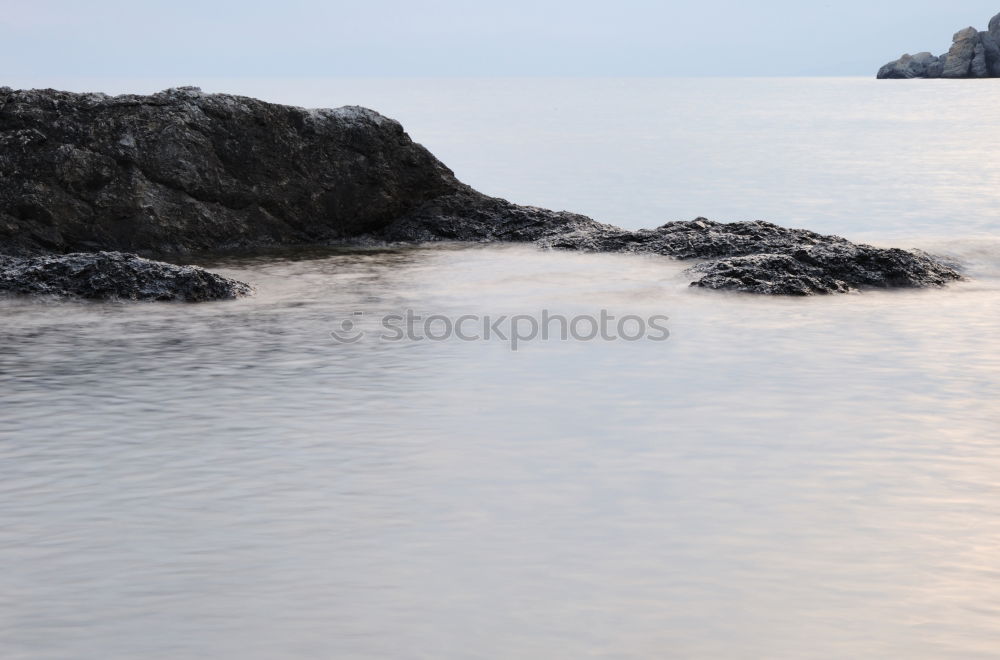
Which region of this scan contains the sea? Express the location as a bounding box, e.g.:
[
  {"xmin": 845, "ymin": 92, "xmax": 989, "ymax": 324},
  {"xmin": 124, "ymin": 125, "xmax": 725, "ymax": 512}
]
[{"xmin": 2, "ymin": 77, "xmax": 1000, "ymax": 659}]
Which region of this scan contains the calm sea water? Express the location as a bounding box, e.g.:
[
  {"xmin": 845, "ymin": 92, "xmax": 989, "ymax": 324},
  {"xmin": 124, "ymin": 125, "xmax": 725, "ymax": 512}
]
[{"xmin": 2, "ymin": 78, "xmax": 1000, "ymax": 659}]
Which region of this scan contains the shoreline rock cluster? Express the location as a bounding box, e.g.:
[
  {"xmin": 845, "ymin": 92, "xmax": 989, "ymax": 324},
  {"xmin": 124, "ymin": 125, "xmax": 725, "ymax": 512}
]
[
  {"xmin": 0, "ymin": 252, "xmax": 252, "ymax": 302},
  {"xmin": 0, "ymin": 86, "xmax": 962, "ymax": 300},
  {"xmin": 380, "ymin": 193, "xmax": 960, "ymax": 295},
  {"xmin": 878, "ymin": 12, "xmax": 1000, "ymax": 78}
]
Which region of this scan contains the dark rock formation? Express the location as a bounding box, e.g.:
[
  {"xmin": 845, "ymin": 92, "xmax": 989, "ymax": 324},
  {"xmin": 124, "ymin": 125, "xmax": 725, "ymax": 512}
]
[
  {"xmin": 380, "ymin": 205, "xmax": 961, "ymax": 294},
  {"xmin": 0, "ymin": 86, "xmax": 457, "ymax": 256},
  {"xmin": 943, "ymin": 27, "xmax": 983, "ymax": 78},
  {"xmin": 0, "ymin": 252, "xmax": 252, "ymax": 301},
  {"xmin": 877, "ymin": 52, "xmax": 941, "ymax": 79},
  {"xmin": 981, "ymin": 31, "xmax": 1000, "ymax": 76},
  {"xmin": 878, "ymin": 12, "xmax": 1000, "ymax": 78},
  {"xmin": 378, "ymin": 189, "xmax": 610, "ymax": 244},
  {"xmin": 686, "ymin": 241, "xmax": 959, "ymax": 295},
  {"xmin": 0, "ymin": 86, "xmax": 963, "ymax": 297}
]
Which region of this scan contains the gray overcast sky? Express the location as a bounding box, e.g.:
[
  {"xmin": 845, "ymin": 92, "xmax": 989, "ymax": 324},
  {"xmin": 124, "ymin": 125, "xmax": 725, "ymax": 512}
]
[{"xmin": 3, "ymin": 1, "xmax": 1000, "ymax": 77}]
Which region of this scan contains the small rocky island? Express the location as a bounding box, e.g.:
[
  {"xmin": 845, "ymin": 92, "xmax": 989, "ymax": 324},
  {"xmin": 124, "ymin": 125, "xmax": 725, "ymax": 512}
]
[
  {"xmin": 878, "ymin": 11, "xmax": 1000, "ymax": 78},
  {"xmin": 0, "ymin": 86, "xmax": 961, "ymax": 299}
]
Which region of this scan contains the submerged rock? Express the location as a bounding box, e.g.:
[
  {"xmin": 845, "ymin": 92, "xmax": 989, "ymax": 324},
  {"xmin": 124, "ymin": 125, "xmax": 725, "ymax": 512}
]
[
  {"xmin": 0, "ymin": 86, "xmax": 963, "ymax": 297},
  {"xmin": 0, "ymin": 252, "xmax": 252, "ymax": 302},
  {"xmin": 878, "ymin": 12, "xmax": 1000, "ymax": 78}
]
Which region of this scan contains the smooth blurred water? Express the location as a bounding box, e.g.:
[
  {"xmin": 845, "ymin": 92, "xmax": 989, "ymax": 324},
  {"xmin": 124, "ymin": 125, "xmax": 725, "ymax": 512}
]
[{"xmin": 2, "ymin": 78, "xmax": 1000, "ymax": 659}]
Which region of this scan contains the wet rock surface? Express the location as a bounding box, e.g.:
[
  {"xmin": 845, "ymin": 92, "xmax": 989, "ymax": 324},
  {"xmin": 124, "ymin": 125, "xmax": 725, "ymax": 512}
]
[
  {"xmin": 685, "ymin": 241, "xmax": 960, "ymax": 295},
  {"xmin": 878, "ymin": 12, "xmax": 1000, "ymax": 78},
  {"xmin": 0, "ymin": 86, "xmax": 963, "ymax": 297},
  {"xmin": 0, "ymin": 252, "xmax": 252, "ymax": 302},
  {"xmin": 380, "ymin": 202, "xmax": 962, "ymax": 294}
]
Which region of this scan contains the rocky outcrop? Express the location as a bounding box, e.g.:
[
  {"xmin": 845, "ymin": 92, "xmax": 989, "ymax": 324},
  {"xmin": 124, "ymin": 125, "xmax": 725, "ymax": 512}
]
[
  {"xmin": 0, "ymin": 86, "xmax": 963, "ymax": 297},
  {"xmin": 981, "ymin": 31, "xmax": 1000, "ymax": 76},
  {"xmin": 878, "ymin": 12, "xmax": 1000, "ymax": 78},
  {"xmin": 943, "ymin": 27, "xmax": 983, "ymax": 78},
  {"xmin": 0, "ymin": 252, "xmax": 252, "ymax": 301},
  {"xmin": 877, "ymin": 52, "xmax": 942, "ymax": 79},
  {"xmin": 0, "ymin": 86, "xmax": 459, "ymax": 256},
  {"xmin": 380, "ymin": 202, "xmax": 962, "ymax": 294},
  {"xmin": 686, "ymin": 241, "xmax": 958, "ymax": 295}
]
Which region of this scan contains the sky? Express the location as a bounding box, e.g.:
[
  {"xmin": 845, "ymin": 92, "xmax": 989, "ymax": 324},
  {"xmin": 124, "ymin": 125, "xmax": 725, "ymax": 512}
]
[{"xmin": 3, "ymin": 0, "xmax": 1000, "ymax": 78}]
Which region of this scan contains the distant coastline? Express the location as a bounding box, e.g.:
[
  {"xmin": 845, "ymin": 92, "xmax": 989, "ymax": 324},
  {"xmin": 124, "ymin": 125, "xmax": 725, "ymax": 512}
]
[{"xmin": 878, "ymin": 11, "xmax": 1000, "ymax": 78}]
